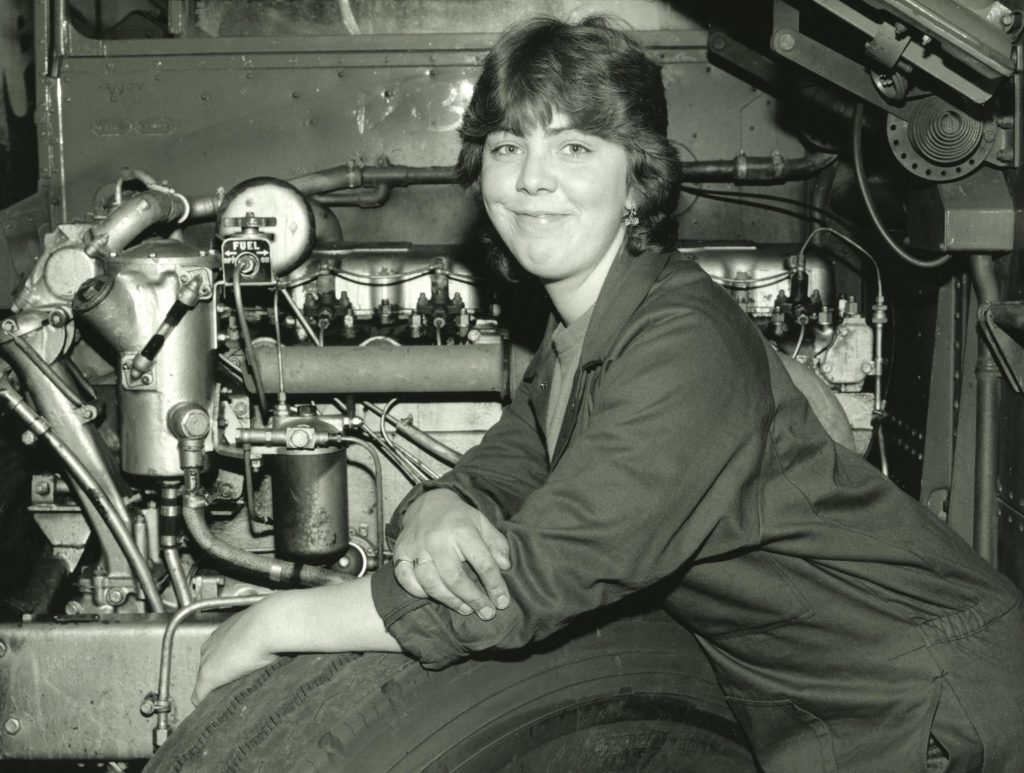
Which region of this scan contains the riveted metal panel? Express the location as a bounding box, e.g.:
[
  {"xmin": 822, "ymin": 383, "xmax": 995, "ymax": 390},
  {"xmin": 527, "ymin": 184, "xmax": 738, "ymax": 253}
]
[{"xmin": 0, "ymin": 616, "xmax": 217, "ymax": 760}]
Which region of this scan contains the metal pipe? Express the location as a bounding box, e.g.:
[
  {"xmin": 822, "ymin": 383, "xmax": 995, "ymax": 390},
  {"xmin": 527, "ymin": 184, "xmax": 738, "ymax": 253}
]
[
  {"xmin": 0, "ymin": 345, "xmax": 134, "ymax": 580},
  {"xmin": 85, "ymin": 190, "xmax": 188, "ymax": 258},
  {"xmin": 162, "ymin": 547, "xmax": 192, "ymax": 608},
  {"xmin": 6, "ymin": 336, "xmax": 86, "ymax": 409},
  {"xmin": 252, "ymin": 344, "xmax": 507, "ymax": 395},
  {"xmin": 678, "ymin": 151, "xmax": 837, "ymax": 182},
  {"xmin": 188, "ymin": 153, "xmax": 845, "ymax": 223},
  {"xmin": 337, "ymin": 436, "xmax": 388, "ymax": 569},
  {"xmin": 362, "ymin": 402, "xmax": 462, "ymax": 465},
  {"xmin": 0, "ymin": 375, "xmax": 165, "ymax": 612},
  {"xmin": 151, "ymin": 595, "xmax": 264, "ymax": 745},
  {"xmin": 971, "ymin": 253, "xmax": 1001, "ymax": 564},
  {"xmin": 181, "ymin": 484, "xmax": 346, "ymax": 587}
]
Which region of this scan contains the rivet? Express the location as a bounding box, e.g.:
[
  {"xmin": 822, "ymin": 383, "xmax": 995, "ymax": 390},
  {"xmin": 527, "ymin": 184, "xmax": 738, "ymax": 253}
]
[{"xmin": 4, "ymin": 718, "xmax": 20, "ymax": 735}]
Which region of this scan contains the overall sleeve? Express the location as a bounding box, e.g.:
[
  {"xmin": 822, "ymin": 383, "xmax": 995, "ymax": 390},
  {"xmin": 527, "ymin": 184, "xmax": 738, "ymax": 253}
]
[{"xmin": 375, "ymin": 309, "xmax": 771, "ymax": 668}]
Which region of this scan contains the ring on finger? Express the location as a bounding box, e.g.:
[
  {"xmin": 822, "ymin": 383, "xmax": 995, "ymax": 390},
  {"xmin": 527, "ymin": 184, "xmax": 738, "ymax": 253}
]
[
  {"xmin": 413, "ymin": 557, "xmax": 434, "ymax": 568},
  {"xmin": 394, "ymin": 557, "xmax": 413, "ymax": 567}
]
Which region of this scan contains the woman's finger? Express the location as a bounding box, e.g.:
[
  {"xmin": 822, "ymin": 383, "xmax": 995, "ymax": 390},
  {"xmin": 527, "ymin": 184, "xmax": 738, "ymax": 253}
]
[
  {"xmin": 412, "ymin": 557, "xmax": 474, "ymax": 616},
  {"xmin": 394, "ymin": 558, "xmax": 429, "ymax": 598},
  {"xmin": 458, "ymin": 536, "xmax": 510, "ymax": 611},
  {"xmin": 431, "ymin": 550, "xmax": 496, "ymax": 619}
]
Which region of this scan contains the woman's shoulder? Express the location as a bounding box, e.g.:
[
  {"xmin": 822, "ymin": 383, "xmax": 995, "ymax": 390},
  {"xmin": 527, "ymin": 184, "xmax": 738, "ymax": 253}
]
[{"xmin": 643, "ymin": 251, "xmax": 749, "ymax": 321}]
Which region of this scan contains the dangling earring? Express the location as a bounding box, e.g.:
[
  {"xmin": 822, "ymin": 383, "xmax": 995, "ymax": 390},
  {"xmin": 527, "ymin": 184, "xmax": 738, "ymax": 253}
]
[{"xmin": 623, "ymin": 208, "xmax": 639, "ymax": 227}]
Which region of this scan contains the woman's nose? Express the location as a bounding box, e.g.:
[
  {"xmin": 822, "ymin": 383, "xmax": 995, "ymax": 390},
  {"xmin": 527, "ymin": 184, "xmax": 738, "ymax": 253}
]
[{"xmin": 516, "ymin": 151, "xmax": 556, "ymax": 194}]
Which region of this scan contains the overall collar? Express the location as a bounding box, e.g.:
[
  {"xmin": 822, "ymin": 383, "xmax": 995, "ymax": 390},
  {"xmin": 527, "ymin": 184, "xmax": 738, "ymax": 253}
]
[{"xmin": 532, "ymin": 248, "xmax": 673, "ymax": 467}]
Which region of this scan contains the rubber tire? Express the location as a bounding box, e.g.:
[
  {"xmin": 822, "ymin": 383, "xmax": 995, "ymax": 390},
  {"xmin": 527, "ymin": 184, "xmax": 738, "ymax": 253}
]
[{"xmin": 145, "ymin": 611, "xmax": 756, "ymax": 772}]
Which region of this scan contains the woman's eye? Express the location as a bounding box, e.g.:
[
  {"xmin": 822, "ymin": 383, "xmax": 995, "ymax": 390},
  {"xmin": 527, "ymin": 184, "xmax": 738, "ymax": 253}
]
[
  {"xmin": 490, "ymin": 143, "xmax": 520, "ymax": 156},
  {"xmin": 563, "ymin": 143, "xmax": 590, "ymax": 156}
]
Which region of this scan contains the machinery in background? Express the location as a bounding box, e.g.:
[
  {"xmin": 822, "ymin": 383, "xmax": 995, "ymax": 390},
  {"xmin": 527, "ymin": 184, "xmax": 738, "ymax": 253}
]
[{"xmin": 0, "ymin": 0, "xmax": 1022, "ymax": 765}]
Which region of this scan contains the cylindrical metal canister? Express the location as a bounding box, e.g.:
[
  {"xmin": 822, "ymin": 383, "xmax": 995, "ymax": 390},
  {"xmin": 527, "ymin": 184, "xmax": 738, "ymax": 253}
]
[
  {"xmin": 266, "ymin": 447, "xmax": 348, "ymax": 563},
  {"xmin": 73, "ymin": 240, "xmax": 218, "ymax": 478}
]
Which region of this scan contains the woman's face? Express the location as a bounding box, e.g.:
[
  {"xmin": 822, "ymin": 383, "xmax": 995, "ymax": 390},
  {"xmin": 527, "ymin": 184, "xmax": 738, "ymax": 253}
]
[{"xmin": 480, "ymin": 113, "xmax": 633, "ymax": 294}]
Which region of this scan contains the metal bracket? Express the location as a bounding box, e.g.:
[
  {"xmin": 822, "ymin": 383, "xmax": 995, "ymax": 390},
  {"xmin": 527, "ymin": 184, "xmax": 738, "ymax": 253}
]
[
  {"xmin": 773, "ymin": 0, "xmax": 1005, "ymax": 107},
  {"xmin": 979, "ymin": 300, "xmax": 1024, "ymax": 393}
]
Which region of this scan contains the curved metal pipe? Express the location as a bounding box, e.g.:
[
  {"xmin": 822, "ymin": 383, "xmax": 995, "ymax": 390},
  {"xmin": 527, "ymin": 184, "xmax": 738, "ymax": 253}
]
[
  {"xmin": 362, "ymin": 402, "xmax": 462, "ymax": 465},
  {"xmin": 181, "ymin": 487, "xmax": 346, "ymax": 587},
  {"xmin": 152, "ymin": 595, "xmax": 264, "ymax": 745},
  {"xmin": 187, "ymin": 153, "xmax": 845, "ymax": 223},
  {"xmin": 0, "ymin": 375, "xmax": 165, "ymax": 612},
  {"xmin": 0, "ymin": 343, "xmax": 133, "ymax": 580},
  {"xmin": 85, "ymin": 190, "xmax": 188, "ymax": 258},
  {"xmin": 970, "ymin": 253, "xmax": 1001, "ymax": 564}
]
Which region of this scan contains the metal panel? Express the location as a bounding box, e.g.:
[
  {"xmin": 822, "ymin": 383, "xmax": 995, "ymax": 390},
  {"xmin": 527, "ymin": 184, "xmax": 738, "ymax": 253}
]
[
  {"xmin": 0, "ymin": 616, "xmax": 217, "ymax": 760},
  {"xmin": 37, "ymin": 9, "xmax": 809, "ymax": 248}
]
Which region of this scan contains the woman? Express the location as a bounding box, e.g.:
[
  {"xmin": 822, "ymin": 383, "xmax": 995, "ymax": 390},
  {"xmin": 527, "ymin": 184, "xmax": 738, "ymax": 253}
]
[{"xmin": 195, "ymin": 16, "xmax": 1024, "ymax": 772}]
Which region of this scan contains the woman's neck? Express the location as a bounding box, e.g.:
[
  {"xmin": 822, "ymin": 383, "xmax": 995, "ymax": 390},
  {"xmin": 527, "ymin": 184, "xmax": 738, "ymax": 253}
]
[{"xmin": 545, "ymin": 228, "xmax": 626, "ymax": 326}]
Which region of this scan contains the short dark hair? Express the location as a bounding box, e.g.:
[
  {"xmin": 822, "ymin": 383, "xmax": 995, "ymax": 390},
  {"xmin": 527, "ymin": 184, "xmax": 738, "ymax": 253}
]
[{"xmin": 457, "ymin": 15, "xmax": 682, "ymax": 277}]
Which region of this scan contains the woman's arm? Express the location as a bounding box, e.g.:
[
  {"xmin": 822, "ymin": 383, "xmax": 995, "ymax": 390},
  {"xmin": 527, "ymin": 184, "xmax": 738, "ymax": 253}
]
[{"xmin": 192, "ymin": 578, "xmax": 401, "ymax": 705}]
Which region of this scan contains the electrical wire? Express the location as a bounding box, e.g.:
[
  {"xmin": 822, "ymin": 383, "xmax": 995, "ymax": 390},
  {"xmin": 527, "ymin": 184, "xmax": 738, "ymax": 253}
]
[
  {"xmin": 271, "ymin": 288, "xmax": 287, "ymax": 402},
  {"xmin": 232, "ymin": 271, "xmax": 269, "ymax": 418},
  {"xmin": 792, "ymin": 322, "xmax": 806, "ymax": 360},
  {"xmin": 713, "ymin": 271, "xmax": 794, "ymax": 289},
  {"xmin": 851, "ymin": 103, "xmax": 951, "ymax": 269},
  {"xmin": 679, "ymin": 186, "xmax": 831, "ymax": 226},
  {"xmin": 680, "ymin": 185, "xmax": 854, "ymax": 230},
  {"xmin": 798, "ymin": 227, "xmax": 883, "ymax": 299}
]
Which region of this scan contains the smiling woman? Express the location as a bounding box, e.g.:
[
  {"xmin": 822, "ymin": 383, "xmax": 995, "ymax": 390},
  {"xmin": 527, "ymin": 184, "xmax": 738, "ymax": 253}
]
[
  {"xmin": 154, "ymin": 14, "xmax": 1024, "ymax": 773},
  {"xmin": 480, "ymin": 120, "xmax": 632, "ymax": 322}
]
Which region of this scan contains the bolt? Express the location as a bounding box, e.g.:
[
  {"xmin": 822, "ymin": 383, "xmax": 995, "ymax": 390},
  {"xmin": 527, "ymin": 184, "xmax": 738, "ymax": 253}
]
[
  {"xmin": 998, "ymin": 116, "xmax": 1014, "ymax": 129},
  {"xmin": 48, "ymin": 310, "xmax": 67, "ymax": 327},
  {"xmin": 105, "ymin": 588, "xmax": 127, "ymax": 606},
  {"xmin": 775, "ymin": 30, "xmax": 797, "ymax": 52},
  {"xmin": 984, "ymin": 129, "xmax": 996, "ymax": 142},
  {"xmin": 181, "ymin": 410, "xmax": 211, "ymax": 438},
  {"xmin": 20, "ymin": 431, "xmax": 36, "ymax": 447},
  {"xmin": 4, "ymin": 718, "xmax": 20, "ymax": 735},
  {"xmin": 1, "ymin": 319, "xmax": 18, "ymax": 334},
  {"xmin": 64, "ymin": 600, "xmax": 83, "ymax": 615},
  {"xmin": 920, "ymin": 34, "xmax": 932, "ymax": 46},
  {"xmin": 34, "ymin": 481, "xmax": 51, "ymax": 496},
  {"xmin": 140, "ymin": 373, "xmax": 154, "ymax": 385},
  {"xmin": 997, "ymin": 148, "xmax": 1015, "ymax": 163},
  {"xmin": 140, "ymin": 697, "xmax": 156, "ymax": 716},
  {"xmin": 233, "ymin": 402, "xmax": 250, "ymax": 417},
  {"xmin": 710, "ymin": 34, "xmax": 727, "ymax": 52},
  {"xmin": 1003, "ymin": 13, "xmax": 1016, "ymax": 28}
]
